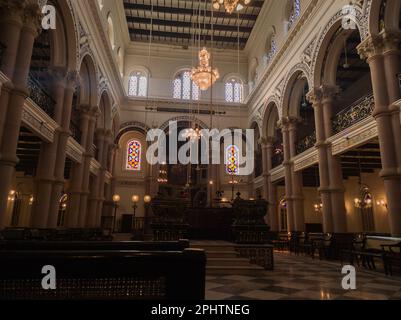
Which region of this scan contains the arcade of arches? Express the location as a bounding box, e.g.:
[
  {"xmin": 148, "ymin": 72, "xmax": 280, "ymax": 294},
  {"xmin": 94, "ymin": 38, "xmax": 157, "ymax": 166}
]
[{"xmin": 1, "ymin": 0, "xmax": 401, "ymax": 301}]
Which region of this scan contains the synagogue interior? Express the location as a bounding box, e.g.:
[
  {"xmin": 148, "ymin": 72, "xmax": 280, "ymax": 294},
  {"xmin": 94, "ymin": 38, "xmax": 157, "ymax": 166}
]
[{"xmin": 0, "ymin": 0, "xmax": 401, "ymax": 302}]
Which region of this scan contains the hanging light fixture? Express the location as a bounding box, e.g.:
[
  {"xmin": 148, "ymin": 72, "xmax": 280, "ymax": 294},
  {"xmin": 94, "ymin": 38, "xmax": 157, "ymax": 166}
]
[
  {"xmin": 191, "ymin": 47, "xmax": 219, "ymax": 91},
  {"xmin": 213, "ymin": 0, "xmax": 252, "ymax": 14}
]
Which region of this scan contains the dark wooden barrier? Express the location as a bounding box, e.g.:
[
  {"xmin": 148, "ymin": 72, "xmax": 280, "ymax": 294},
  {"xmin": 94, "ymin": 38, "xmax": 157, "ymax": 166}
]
[
  {"xmin": 0, "ymin": 239, "xmax": 190, "ymax": 252},
  {"xmin": 0, "ymin": 228, "xmax": 112, "ymax": 241},
  {"xmin": 0, "ymin": 249, "xmax": 206, "ymax": 300}
]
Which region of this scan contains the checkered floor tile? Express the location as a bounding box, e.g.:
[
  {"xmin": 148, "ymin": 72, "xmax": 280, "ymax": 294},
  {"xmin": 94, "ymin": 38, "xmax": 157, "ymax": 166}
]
[{"xmin": 205, "ymin": 252, "xmax": 401, "ymax": 300}]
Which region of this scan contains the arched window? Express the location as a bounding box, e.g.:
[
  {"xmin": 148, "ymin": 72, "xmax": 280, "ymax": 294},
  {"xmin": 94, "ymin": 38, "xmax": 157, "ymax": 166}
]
[
  {"xmin": 225, "ymin": 78, "xmax": 243, "ymax": 103},
  {"xmin": 226, "ymin": 145, "xmax": 240, "ymax": 175},
  {"xmin": 107, "ymin": 14, "xmax": 115, "ymax": 50},
  {"xmin": 128, "ymin": 71, "xmax": 147, "ymax": 97},
  {"xmin": 173, "ymin": 70, "xmax": 200, "ymax": 100},
  {"xmin": 126, "ymin": 139, "xmax": 142, "ymax": 171},
  {"xmin": 287, "ymin": 0, "xmax": 301, "ymax": 30},
  {"xmin": 264, "ymin": 33, "xmax": 277, "ymax": 66}
]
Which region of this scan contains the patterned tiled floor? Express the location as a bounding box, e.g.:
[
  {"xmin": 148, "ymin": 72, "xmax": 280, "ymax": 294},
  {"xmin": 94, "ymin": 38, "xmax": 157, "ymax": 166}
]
[{"xmin": 205, "ymin": 252, "xmax": 401, "ymax": 300}]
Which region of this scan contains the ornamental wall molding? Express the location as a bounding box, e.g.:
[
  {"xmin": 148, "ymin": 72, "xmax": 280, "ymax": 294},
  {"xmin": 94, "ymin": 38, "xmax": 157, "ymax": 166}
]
[
  {"xmin": 329, "ymin": 116, "xmax": 378, "ymax": 156},
  {"xmin": 22, "ymin": 99, "xmax": 58, "ymax": 143},
  {"xmin": 245, "ymin": 0, "xmax": 319, "ymax": 109},
  {"xmin": 310, "ymin": 6, "xmax": 367, "ymax": 88},
  {"xmin": 66, "ymin": 136, "xmax": 85, "ymax": 164},
  {"xmin": 90, "ymin": 158, "xmax": 101, "ymax": 176},
  {"xmin": 293, "ymin": 149, "xmax": 319, "ymax": 173},
  {"xmin": 279, "ymin": 62, "xmax": 312, "ymax": 118},
  {"xmin": 270, "ymin": 164, "xmax": 285, "ymax": 183},
  {"xmin": 159, "ymin": 116, "xmax": 209, "ymax": 131}
]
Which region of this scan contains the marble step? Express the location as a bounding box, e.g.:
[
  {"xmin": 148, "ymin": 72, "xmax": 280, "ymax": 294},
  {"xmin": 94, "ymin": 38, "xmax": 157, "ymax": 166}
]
[
  {"xmin": 206, "ymin": 265, "xmax": 266, "ymax": 276},
  {"xmin": 191, "ymin": 244, "xmax": 237, "ymax": 252},
  {"xmin": 207, "ymin": 257, "xmax": 251, "ymax": 267},
  {"xmin": 205, "ymin": 251, "xmax": 239, "ymax": 259}
]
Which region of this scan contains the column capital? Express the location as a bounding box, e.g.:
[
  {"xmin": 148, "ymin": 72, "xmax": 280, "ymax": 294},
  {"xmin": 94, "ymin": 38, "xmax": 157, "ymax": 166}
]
[
  {"xmin": 306, "ymin": 85, "xmax": 340, "ymax": 105},
  {"xmin": 66, "ymin": 70, "xmax": 80, "ymax": 91},
  {"xmin": 358, "ymin": 31, "xmax": 401, "ymax": 60},
  {"xmin": 22, "ymin": 0, "xmax": 42, "ymax": 34},
  {"xmin": 259, "ymin": 136, "xmax": 275, "ymax": 147}
]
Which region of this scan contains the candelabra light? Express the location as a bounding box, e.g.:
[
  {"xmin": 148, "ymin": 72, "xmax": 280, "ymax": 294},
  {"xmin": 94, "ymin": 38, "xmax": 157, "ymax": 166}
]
[
  {"xmin": 213, "ymin": 0, "xmax": 252, "ymax": 14},
  {"xmin": 191, "ymin": 48, "xmax": 219, "ymax": 91}
]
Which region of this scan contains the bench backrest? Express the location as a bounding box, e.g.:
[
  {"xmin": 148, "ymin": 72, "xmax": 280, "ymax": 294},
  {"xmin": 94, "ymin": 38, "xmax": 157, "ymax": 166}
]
[
  {"xmin": 366, "ymin": 236, "xmax": 401, "ymax": 253},
  {"xmin": 0, "ymin": 239, "xmax": 190, "ymax": 252},
  {"xmin": 0, "ymin": 249, "xmax": 206, "ymax": 300}
]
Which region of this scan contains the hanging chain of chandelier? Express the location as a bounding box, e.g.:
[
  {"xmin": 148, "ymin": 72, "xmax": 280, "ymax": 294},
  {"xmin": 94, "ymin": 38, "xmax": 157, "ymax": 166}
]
[{"xmin": 190, "ymin": 0, "xmax": 251, "ymax": 91}]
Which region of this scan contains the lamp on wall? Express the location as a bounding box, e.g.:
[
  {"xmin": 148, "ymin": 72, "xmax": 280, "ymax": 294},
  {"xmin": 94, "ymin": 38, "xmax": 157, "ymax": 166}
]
[{"xmin": 376, "ymin": 199, "xmax": 388, "ymax": 209}]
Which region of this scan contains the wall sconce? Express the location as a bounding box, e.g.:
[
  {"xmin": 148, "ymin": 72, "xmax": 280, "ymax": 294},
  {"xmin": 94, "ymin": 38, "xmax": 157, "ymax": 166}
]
[
  {"xmin": 314, "ymin": 202, "xmax": 323, "ymax": 213},
  {"xmin": 209, "ymin": 180, "xmax": 214, "ymax": 185},
  {"xmin": 376, "ymin": 199, "xmax": 388, "ymax": 209},
  {"xmin": 7, "ymin": 190, "xmax": 16, "ymax": 202},
  {"xmin": 29, "ymin": 196, "xmax": 34, "ymax": 206}
]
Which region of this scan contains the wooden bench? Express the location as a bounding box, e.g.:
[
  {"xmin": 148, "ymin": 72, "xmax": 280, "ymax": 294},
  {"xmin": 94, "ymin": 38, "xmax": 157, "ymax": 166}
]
[
  {"xmin": 0, "ymin": 239, "xmax": 190, "ymax": 252},
  {"xmin": 381, "ymin": 241, "xmax": 401, "ymax": 276},
  {"xmin": 342, "ymin": 236, "xmax": 401, "ymax": 273},
  {"xmin": 0, "ymin": 249, "xmax": 206, "ymax": 300}
]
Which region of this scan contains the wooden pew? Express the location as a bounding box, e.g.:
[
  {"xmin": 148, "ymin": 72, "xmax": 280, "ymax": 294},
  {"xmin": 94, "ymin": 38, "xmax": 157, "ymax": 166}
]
[
  {"xmin": 0, "ymin": 249, "xmax": 206, "ymax": 300},
  {"xmin": 0, "ymin": 239, "xmax": 190, "ymax": 252}
]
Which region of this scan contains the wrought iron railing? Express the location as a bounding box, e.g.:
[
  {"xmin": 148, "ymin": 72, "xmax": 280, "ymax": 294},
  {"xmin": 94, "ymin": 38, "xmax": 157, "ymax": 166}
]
[
  {"xmin": 69, "ymin": 120, "xmax": 82, "ymax": 143},
  {"xmin": 27, "ymin": 73, "xmax": 56, "ymax": 118},
  {"xmin": 332, "ymin": 93, "xmax": 374, "ymax": 134},
  {"xmin": 296, "ymin": 131, "xmax": 316, "ymax": 154}
]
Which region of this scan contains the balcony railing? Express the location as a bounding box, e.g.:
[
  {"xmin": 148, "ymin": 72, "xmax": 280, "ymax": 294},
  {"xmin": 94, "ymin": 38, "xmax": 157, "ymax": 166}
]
[
  {"xmin": 27, "ymin": 73, "xmax": 56, "ymax": 118},
  {"xmin": 69, "ymin": 120, "xmax": 82, "ymax": 143},
  {"xmin": 332, "ymin": 93, "xmax": 374, "ymax": 134},
  {"xmin": 296, "ymin": 131, "xmax": 316, "ymax": 154}
]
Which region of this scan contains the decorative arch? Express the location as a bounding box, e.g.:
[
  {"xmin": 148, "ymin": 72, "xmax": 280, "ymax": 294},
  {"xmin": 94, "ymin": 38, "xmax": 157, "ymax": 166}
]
[
  {"xmin": 78, "ymin": 53, "xmax": 98, "ymax": 107},
  {"xmin": 159, "ymin": 116, "xmax": 209, "ymax": 132},
  {"xmin": 281, "ymin": 64, "xmax": 311, "ymax": 117},
  {"xmin": 117, "ymin": 121, "xmax": 150, "ymax": 142},
  {"xmin": 261, "ymin": 98, "xmax": 281, "ymax": 138},
  {"xmin": 48, "ymin": 0, "xmax": 78, "ymax": 71},
  {"xmin": 98, "ymin": 90, "xmax": 112, "ymax": 130},
  {"xmin": 310, "ymin": 7, "xmax": 367, "ymax": 88}
]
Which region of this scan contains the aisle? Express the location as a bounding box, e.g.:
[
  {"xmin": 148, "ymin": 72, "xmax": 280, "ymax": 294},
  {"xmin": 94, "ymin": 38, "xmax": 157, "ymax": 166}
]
[{"xmin": 205, "ymin": 251, "xmax": 401, "ymax": 300}]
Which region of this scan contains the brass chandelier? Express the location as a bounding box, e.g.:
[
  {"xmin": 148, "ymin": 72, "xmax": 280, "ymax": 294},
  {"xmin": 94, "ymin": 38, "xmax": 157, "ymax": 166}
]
[
  {"xmin": 212, "ymin": 0, "xmax": 252, "ymax": 14},
  {"xmin": 191, "ymin": 47, "xmax": 219, "ymax": 91}
]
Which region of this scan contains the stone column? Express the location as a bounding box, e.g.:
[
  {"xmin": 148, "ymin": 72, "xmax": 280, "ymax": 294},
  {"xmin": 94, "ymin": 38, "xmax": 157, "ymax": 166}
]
[
  {"xmin": 321, "ymin": 85, "xmax": 347, "ymax": 233},
  {"xmin": 281, "ymin": 120, "xmax": 295, "ymax": 231},
  {"xmin": 358, "ymin": 33, "xmax": 401, "ymax": 236},
  {"xmin": 30, "ymin": 68, "xmax": 67, "ymax": 227},
  {"xmin": 0, "ymin": 2, "xmax": 41, "ymax": 228},
  {"xmin": 307, "ymin": 89, "xmax": 333, "ymax": 233},
  {"xmin": 46, "ymin": 72, "xmax": 78, "ymax": 227},
  {"xmin": 65, "ymin": 106, "xmax": 92, "ymax": 228},
  {"xmin": 261, "ymin": 137, "xmax": 278, "ymax": 231},
  {"xmin": 78, "ymin": 110, "xmax": 97, "ymax": 227},
  {"xmin": 288, "ymin": 118, "xmax": 305, "ymax": 231}
]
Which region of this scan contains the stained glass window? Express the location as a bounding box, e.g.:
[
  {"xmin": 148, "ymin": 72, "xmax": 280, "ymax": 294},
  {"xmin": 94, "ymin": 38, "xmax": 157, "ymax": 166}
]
[
  {"xmin": 128, "ymin": 71, "xmax": 147, "ymax": 97},
  {"xmin": 226, "ymin": 145, "xmax": 240, "ymax": 175},
  {"xmin": 288, "ymin": 0, "xmax": 301, "ymax": 30},
  {"xmin": 225, "ymin": 78, "xmax": 243, "ymax": 103},
  {"xmin": 264, "ymin": 34, "xmax": 277, "ymax": 66},
  {"xmin": 173, "ymin": 70, "xmax": 200, "ymax": 100},
  {"xmin": 126, "ymin": 139, "xmax": 142, "ymax": 171}
]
